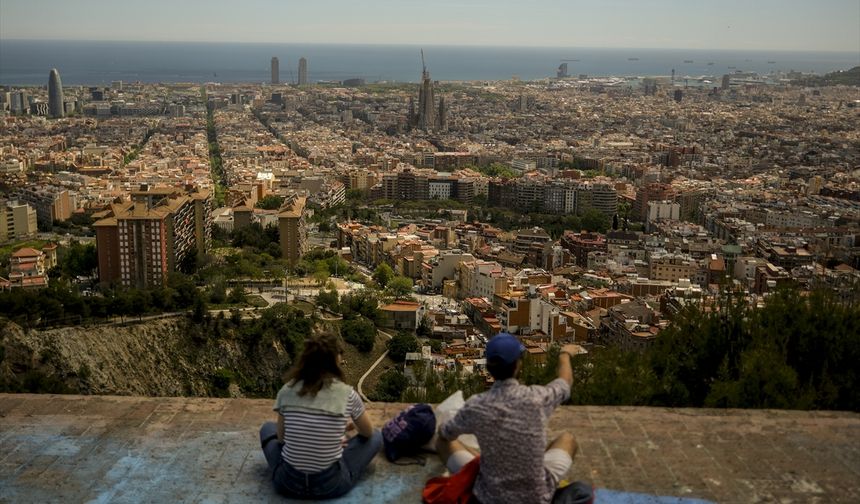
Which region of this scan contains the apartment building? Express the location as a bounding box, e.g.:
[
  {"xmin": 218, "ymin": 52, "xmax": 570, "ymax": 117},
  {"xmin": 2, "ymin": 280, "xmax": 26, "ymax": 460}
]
[
  {"xmin": 0, "ymin": 200, "xmax": 38, "ymax": 243},
  {"xmin": 278, "ymin": 194, "xmax": 308, "ymax": 266},
  {"xmin": 94, "ymin": 185, "xmax": 212, "ymax": 287}
]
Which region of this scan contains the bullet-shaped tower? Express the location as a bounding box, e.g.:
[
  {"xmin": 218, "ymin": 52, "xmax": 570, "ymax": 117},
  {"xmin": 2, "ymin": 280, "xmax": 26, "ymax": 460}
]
[{"xmin": 48, "ymin": 68, "xmax": 64, "ymax": 118}]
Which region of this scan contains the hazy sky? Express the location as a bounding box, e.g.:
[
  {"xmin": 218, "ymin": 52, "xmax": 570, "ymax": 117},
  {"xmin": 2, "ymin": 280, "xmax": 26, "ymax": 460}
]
[{"xmin": 1, "ymin": 0, "xmax": 858, "ymax": 52}]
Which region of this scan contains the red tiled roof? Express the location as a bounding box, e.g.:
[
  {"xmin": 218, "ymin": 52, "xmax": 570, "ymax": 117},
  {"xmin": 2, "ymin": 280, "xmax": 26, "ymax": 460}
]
[
  {"xmin": 11, "ymin": 248, "xmax": 42, "ymax": 258},
  {"xmin": 381, "ymin": 301, "xmax": 420, "ymax": 312}
]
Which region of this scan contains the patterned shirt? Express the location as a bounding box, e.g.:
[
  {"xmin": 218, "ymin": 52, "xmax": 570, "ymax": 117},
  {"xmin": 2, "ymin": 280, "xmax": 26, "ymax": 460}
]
[{"xmin": 440, "ymin": 378, "xmax": 570, "ymax": 504}]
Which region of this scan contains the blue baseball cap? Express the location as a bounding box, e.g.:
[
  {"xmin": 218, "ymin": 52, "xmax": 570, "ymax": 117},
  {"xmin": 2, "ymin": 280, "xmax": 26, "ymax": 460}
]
[{"xmin": 486, "ymin": 333, "xmax": 526, "ymax": 364}]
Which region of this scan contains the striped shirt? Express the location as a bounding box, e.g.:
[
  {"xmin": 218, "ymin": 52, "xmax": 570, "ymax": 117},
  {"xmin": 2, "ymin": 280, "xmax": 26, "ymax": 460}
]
[{"xmin": 274, "ymin": 388, "xmax": 366, "ymax": 473}]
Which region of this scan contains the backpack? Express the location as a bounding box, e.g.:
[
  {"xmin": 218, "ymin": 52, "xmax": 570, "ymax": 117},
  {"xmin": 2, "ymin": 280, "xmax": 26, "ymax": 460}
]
[
  {"xmin": 422, "ymin": 455, "xmax": 481, "ymax": 504},
  {"xmin": 382, "ymin": 403, "xmax": 436, "ymax": 462}
]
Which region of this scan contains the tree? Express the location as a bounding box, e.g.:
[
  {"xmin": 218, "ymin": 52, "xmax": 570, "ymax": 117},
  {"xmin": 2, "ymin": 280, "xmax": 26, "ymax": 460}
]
[
  {"xmin": 339, "ymin": 289, "xmax": 380, "ymax": 322},
  {"xmin": 316, "ymin": 286, "xmax": 339, "ymax": 312},
  {"xmin": 372, "ymin": 369, "xmax": 408, "ymax": 402},
  {"xmin": 473, "ymin": 163, "xmax": 520, "ymax": 179},
  {"xmin": 227, "ymin": 284, "xmax": 247, "ymax": 305},
  {"xmin": 566, "ymin": 347, "xmax": 657, "ymax": 406},
  {"xmin": 255, "ymin": 195, "xmax": 284, "ymax": 210},
  {"xmin": 373, "ymin": 263, "xmax": 394, "ymax": 288},
  {"xmin": 386, "ymin": 276, "xmax": 414, "ymax": 299},
  {"xmin": 341, "ymin": 317, "xmax": 376, "ymax": 353},
  {"xmin": 387, "ymin": 331, "xmax": 420, "ymax": 362},
  {"xmin": 208, "ymin": 280, "xmax": 227, "ymax": 304},
  {"xmin": 168, "ymin": 273, "xmax": 200, "ymax": 309},
  {"xmin": 313, "ymin": 261, "xmax": 330, "ymax": 285},
  {"xmin": 705, "ymin": 346, "xmax": 804, "ymax": 409},
  {"xmin": 400, "ymin": 360, "xmax": 487, "ymax": 403},
  {"xmin": 581, "ymin": 208, "xmax": 610, "ymax": 233},
  {"xmin": 229, "ymin": 308, "xmax": 242, "ymax": 327},
  {"xmin": 178, "ymin": 251, "xmax": 199, "ymax": 274},
  {"xmin": 60, "ymin": 241, "xmax": 98, "ymax": 278},
  {"xmin": 346, "ymin": 188, "xmax": 365, "ymax": 201},
  {"xmin": 191, "ymin": 296, "xmax": 207, "ymax": 323},
  {"xmin": 427, "ymin": 339, "xmax": 443, "ymax": 353},
  {"xmin": 416, "ymin": 315, "xmax": 432, "ymax": 337}
]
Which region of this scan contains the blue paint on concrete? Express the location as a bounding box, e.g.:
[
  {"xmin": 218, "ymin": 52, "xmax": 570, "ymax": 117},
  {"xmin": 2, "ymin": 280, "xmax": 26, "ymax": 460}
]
[
  {"xmin": 268, "ymin": 461, "xmax": 440, "ymax": 503},
  {"xmin": 40, "ymin": 435, "xmax": 83, "ymax": 457},
  {"xmin": 595, "ymin": 489, "xmax": 716, "ymax": 503}
]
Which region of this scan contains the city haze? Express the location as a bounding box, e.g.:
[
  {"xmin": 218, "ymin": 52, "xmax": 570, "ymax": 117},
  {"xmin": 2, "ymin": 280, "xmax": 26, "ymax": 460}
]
[{"xmin": 1, "ymin": 0, "xmax": 859, "ymax": 52}]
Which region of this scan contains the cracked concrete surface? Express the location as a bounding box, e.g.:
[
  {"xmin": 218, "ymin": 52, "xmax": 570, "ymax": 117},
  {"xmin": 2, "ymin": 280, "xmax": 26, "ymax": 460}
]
[{"xmin": 1, "ymin": 394, "xmax": 858, "ymax": 503}]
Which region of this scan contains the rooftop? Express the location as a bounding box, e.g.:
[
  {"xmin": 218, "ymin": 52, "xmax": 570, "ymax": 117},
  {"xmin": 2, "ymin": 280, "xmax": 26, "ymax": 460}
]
[
  {"xmin": 10, "ymin": 247, "xmax": 42, "ymax": 258},
  {"xmin": 1, "ymin": 394, "xmax": 858, "ymax": 503},
  {"xmin": 381, "ymin": 301, "xmax": 421, "ymax": 312}
]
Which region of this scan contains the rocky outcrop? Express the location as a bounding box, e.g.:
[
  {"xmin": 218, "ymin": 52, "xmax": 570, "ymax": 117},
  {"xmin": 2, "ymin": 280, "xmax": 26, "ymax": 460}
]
[{"xmin": 0, "ymin": 317, "xmax": 290, "ymax": 397}]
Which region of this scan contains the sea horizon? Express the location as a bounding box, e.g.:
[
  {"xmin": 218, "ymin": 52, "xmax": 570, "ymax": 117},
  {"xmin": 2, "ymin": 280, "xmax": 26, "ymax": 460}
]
[{"xmin": 1, "ymin": 39, "xmax": 858, "ymax": 86}]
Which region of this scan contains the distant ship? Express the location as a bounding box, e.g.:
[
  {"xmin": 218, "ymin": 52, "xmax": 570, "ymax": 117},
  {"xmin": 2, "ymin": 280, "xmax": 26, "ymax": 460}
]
[
  {"xmin": 767, "ymin": 61, "xmax": 776, "ymax": 64},
  {"xmin": 683, "ymin": 60, "xmax": 694, "ymax": 63},
  {"xmin": 728, "ymin": 66, "xmax": 736, "ymax": 69},
  {"xmin": 707, "ymin": 62, "xmax": 714, "ymax": 66},
  {"xmin": 628, "ymin": 57, "xmax": 639, "ymax": 61}
]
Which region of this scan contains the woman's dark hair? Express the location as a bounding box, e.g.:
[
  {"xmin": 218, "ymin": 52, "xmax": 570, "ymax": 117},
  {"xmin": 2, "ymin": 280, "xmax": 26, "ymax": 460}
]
[
  {"xmin": 285, "ymin": 332, "xmax": 344, "ymax": 397},
  {"xmin": 486, "ymin": 356, "xmax": 518, "ymax": 381}
]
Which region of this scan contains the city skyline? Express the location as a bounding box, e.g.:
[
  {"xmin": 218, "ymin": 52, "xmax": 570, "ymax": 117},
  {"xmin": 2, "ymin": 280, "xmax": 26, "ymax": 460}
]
[{"xmin": 1, "ymin": 0, "xmax": 858, "ymax": 53}]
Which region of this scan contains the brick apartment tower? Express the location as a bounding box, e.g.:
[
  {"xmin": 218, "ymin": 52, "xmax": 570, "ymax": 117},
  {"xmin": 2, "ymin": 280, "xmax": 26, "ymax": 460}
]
[
  {"xmin": 278, "ymin": 194, "xmax": 308, "ymax": 267},
  {"xmin": 94, "ymin": 186, "xmax": 212, "ymax": 288}
]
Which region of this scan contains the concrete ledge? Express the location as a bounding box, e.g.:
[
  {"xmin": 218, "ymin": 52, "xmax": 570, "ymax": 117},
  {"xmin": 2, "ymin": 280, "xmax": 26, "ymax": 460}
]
[{"xmin": 1, "ymin": 394, "xmax": 858, "ymax": 503}]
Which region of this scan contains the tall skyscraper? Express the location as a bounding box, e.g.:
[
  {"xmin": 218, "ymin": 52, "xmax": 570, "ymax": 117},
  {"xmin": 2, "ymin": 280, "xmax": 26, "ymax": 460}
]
[
  {"xmin": 271, "ymin": 57, "xmax": 279, "ymax": 84},
  {"xmin": 557, "ymin": 63, "xmax": 569, "ymax": 78},
  {"xmin": 48, "ymin": 69, "xmax": 64, "ymax": 118},
  {"xmin": 721, "ymin": 74, "xmax": 731, "ymax": 90},
  {"xmin": 10, "ymin": 91, "xmax": 28, "ymax": 114},
  {"xmin": 298, "ymin": 57, "xmax": 308, "ymax": 85}
]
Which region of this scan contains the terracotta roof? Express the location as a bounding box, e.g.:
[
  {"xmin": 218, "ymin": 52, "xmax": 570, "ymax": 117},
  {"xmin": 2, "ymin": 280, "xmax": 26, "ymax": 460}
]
[
  {"xmin": 11, "ymin": 248, "xmax": 42, "ymax": 258},
  {"xmin": 381, "ymin": 301, "xmax": 420, "ymax": 312}
]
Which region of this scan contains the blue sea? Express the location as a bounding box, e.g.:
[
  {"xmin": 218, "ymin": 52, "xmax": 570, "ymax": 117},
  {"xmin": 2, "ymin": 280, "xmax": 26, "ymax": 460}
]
[{"xmin": 0, "ymin": 40, "xmax": 858, "ymax": 86}]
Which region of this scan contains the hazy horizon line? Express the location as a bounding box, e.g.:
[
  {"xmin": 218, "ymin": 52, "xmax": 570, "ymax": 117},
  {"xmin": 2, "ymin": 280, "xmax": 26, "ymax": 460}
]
[{"xmin": 2, "ymin": 38, "xmax": 859, "ymax": 55}]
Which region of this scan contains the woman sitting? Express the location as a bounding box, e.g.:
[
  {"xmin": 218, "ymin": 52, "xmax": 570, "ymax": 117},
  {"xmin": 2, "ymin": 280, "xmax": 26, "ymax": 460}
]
[{"xmin": 259, "ymin": 333, "xmax": 382, "ymax": 499}]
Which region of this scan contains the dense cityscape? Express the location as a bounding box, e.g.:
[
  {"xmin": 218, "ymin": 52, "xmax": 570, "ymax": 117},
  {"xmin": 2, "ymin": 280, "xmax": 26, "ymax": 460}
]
[
  {"xmin": 1, "ymin": 54, "xmax": 858, "ymax": 409},
  {"xmin": 1, "ymin": 0, "xmax": 860, "ymax": 500}
]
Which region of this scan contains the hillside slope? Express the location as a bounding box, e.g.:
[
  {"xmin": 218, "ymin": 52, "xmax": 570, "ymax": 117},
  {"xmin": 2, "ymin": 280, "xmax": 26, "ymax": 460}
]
[{"xmin": 0, "ymin": 317, "xmax": 291, "ymax": 397}]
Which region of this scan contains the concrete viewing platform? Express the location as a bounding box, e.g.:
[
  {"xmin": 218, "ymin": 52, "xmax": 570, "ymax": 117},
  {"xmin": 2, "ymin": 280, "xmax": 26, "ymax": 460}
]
[{"xmin": 1, "ymin": 394, "xmax": 858, "ymax": 503}]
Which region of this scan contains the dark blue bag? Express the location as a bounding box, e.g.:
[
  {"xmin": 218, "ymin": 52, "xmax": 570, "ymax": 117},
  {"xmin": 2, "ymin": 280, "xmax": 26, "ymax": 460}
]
[{"xmin": 382, "ymin": 403, "xmax": 436, "ymax": 462}]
